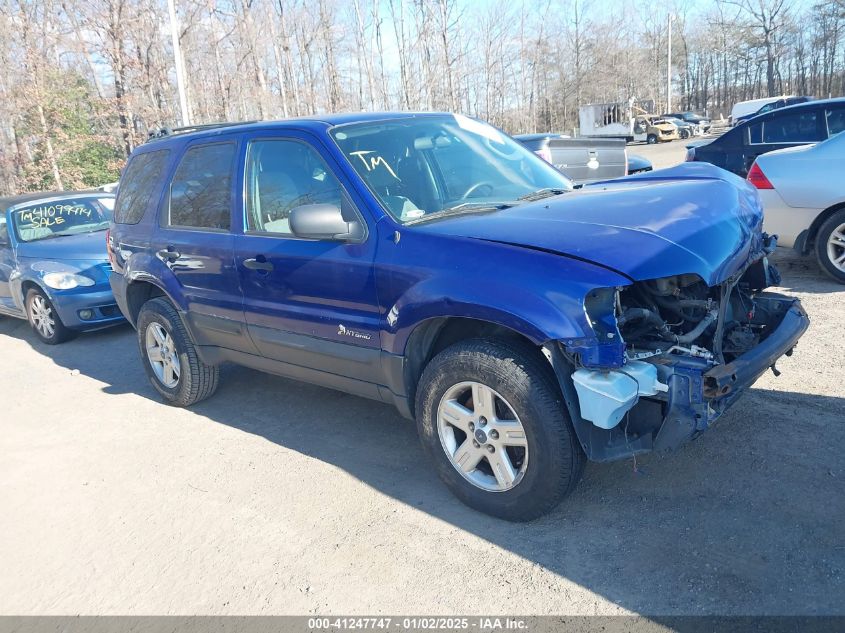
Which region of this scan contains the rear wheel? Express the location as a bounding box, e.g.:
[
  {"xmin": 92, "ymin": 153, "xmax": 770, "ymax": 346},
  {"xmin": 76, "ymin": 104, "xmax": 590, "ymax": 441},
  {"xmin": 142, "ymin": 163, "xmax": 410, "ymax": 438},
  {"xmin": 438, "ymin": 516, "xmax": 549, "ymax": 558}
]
[
  {"xmin": 26, "ymin": 288, "xmax": 75, "ymax": 345},
  {"xmin": 415, "ymin": 339, "xmax": 585, "ymax": 521},
  {"xmin": 137, "ymin": 297, "xmax": 219, "ymax": 406},
  {"xmin": 815, "ymin": 210, "xmax": 845, "ymax": 283}
]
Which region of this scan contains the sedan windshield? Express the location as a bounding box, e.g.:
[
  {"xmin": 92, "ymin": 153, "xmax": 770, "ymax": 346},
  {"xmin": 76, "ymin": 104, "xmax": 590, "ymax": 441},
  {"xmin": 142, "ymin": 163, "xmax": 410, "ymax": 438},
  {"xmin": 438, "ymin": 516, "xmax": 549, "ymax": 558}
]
[
  {"xmin": 12, "ymin": 198, "xmax": 112, "ymax": 242},
  {"xmin": 330, "ymin": 115, "xmax": 573, "ymax": 223}
]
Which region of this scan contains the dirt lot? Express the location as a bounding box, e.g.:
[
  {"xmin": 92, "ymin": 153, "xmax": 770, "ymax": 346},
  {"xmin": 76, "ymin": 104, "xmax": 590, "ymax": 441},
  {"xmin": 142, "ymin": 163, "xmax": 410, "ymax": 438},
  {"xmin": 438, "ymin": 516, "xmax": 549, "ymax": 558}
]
[{"xmin": 1, "ymin": 151, "xmax": 843, "ymax": 615}]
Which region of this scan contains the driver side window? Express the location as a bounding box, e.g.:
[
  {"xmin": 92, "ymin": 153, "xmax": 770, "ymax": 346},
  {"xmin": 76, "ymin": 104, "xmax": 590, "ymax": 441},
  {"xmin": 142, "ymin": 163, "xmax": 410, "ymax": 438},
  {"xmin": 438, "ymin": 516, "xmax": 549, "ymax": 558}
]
[{"xmin": 245, "ymin": 139, "xmax": 343, "ymax": 235}]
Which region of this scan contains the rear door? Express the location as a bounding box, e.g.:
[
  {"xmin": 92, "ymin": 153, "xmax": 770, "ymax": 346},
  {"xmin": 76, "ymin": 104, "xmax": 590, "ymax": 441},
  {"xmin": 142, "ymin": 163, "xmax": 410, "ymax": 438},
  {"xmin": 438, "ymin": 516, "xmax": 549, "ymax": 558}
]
[
  {"xmin": 233, "ymin": 133, "xmax": 382, "ymax": 385},
  {"xmin": 151, "ymin": 137, "xmax": 256, "ymax": 354},
  {"xmin": 742, "ymin": 107, "xmax": 826, "ymax": 176}
]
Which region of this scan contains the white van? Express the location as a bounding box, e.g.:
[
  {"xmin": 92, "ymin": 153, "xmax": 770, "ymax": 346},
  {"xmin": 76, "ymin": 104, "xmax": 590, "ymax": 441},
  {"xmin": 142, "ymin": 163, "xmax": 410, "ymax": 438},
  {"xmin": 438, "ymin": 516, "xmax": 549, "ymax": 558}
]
[{"xmin": 729, "ymin": 96, "xmax": 791, "ymax": 126}]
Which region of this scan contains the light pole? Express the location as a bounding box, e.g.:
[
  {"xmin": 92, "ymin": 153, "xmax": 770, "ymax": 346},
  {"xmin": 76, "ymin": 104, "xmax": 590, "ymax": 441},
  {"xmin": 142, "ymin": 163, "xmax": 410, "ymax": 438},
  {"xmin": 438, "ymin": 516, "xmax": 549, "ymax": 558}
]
[
  {"xmin": 667, "ymin": 13, "xmax": 672, "ymax": 114},
  {"xmin": 167, "ymin": 0, "xmax": 191, "ymax": 127}
]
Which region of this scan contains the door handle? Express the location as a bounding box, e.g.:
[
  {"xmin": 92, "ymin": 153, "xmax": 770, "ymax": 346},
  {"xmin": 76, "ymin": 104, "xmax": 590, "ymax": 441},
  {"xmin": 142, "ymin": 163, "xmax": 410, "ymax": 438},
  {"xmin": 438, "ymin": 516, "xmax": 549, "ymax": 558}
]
[
  {"xmin": 157, "ymin": 247, "xmax": 180, "ymax": 262},
  {"xmin": 243, "ymin": 257, "xmax": 274, "ymax": 272}
]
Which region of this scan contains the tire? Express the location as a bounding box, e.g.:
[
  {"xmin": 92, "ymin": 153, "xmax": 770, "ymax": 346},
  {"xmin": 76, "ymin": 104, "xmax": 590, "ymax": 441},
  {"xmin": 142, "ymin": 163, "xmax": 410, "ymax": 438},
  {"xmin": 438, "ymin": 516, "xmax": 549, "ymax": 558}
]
[
  {"xmin": 646, "ymin": 134, "xmax": 658, "ymax": 144},
  {"xmin": 137, "ymin": 297, "xmax": 219, "ymax": 406},
  {"xmin": 25, "ymin": 288, "xmax": 75, "ymax": 345},
  {"xmin": 815, "ymin": 210, "xmax": 845, "ymax": 283},
  {"xmin": 415, "ymin": 339, "xmax": 585, "ymax": 522}
]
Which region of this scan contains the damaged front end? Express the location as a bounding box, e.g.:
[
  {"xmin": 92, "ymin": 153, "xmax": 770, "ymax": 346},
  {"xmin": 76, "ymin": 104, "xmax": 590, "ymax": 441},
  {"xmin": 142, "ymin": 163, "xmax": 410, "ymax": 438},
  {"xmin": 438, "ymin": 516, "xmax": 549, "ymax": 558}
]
[{"xmin": 550, "ymin": 235, "xmax": 810, "ymax": 462}]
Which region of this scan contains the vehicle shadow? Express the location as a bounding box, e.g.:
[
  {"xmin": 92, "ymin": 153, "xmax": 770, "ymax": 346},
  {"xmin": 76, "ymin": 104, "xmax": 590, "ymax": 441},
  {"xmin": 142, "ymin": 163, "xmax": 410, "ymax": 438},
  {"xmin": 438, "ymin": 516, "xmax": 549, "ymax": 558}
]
[
  {"xmin": 196, "ymin": 370, "xmax": 845, "ymax": 615},
  {"xmin": 3, "ymin": 318, "xmax": 842, "ymax": 615}
]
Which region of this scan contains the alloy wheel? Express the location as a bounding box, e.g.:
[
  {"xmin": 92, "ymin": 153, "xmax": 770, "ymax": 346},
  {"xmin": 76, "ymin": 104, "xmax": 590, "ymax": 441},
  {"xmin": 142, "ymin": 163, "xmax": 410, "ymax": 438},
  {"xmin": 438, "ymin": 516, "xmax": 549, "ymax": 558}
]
[
  {"xmin": 436, "ymin": 381, "xmax": 529, "ymax": 492},
  {"xmin": 29, "ymin": 295, "xmax": 55, "ymax": 339},
  {"xmin": 145, "ymin": 322, "xmax": 181, "ymax": 388},
  {"xmin": 826, "ymin": 222, "xmax": 845, "ymax": 273}
]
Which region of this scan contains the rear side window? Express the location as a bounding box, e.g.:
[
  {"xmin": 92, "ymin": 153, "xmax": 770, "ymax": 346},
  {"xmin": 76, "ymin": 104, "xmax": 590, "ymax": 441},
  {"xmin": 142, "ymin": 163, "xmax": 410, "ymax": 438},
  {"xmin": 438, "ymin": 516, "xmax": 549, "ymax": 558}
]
[
  {"xmin": 166, "ymin": 142, "xmax": 236, "ymax": 230},
  {"xmin": 750, "ymin": 110, "xmax": 823, "ymax": 144},
  {"xmin": 826, "ymin": 108, "xmax": 845, "ymax": 136},
  {"xmin": 114, "ymin": 149, "xmax": 170, "ymax": 224}
]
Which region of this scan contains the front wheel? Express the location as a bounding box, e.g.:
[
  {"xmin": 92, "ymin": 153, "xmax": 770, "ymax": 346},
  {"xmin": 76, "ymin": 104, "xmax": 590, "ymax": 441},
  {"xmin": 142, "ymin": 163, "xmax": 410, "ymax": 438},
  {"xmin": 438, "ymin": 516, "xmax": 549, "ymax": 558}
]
[
  {"xmin": 815, "ymin": 210, "xmax": 845, "ymax": 283},
  {"xmin": 137, "ymin": 297, "xmax": 219, "ymax": 406},
  {"xmin": 646, "ymin": 134, "xmax": 658, "ymax": 144},
  {"xmin": 415, "ymin": 339, "xmax": 585, "ymax": 521},
  {"xmin": 26, "ymin": 288, "xmax": 75, "ymax": 345}
]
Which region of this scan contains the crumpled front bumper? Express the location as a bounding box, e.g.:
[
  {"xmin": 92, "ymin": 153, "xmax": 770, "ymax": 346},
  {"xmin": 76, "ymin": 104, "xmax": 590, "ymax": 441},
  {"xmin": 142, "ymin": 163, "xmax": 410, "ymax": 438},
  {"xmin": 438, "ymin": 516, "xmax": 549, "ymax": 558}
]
[{"xmin": 653, "ymin": 294, "xmax": 809, "ymax": 452}]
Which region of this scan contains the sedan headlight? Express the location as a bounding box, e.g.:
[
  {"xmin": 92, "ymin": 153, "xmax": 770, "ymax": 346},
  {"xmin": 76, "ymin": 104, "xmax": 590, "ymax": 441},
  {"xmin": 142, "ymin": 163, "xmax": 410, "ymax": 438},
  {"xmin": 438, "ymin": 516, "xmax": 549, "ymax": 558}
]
[{"xmin": 42, "ymin": 272, "xmax": 95, "ymax": 290}]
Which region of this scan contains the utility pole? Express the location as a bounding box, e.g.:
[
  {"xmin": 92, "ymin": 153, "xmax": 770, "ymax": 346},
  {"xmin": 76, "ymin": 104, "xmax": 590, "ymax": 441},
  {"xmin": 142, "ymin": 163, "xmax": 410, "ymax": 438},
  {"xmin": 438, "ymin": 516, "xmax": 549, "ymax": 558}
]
[
  {"xmin": 167, "ymin": 0, "xmax": 191, "ymax": 126},
  {"xmin": 666, "ymin": 13, "xmax": 672, "ymax": 113}
]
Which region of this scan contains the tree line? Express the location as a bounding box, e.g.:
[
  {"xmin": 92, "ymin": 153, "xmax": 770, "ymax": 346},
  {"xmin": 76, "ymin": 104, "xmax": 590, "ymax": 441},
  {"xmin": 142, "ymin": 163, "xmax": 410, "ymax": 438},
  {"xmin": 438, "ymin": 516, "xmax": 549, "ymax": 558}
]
[{"xmin": 0, "ymin": 0, "xmax": 843, "ymax": 195}]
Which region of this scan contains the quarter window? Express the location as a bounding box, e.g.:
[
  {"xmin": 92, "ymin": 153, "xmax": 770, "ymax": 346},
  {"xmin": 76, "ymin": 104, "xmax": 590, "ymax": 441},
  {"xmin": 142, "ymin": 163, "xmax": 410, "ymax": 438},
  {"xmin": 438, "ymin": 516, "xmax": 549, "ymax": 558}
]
[
  {"xmin": 245, "ymin": 140, "xmax": 343, "ymax": 234},
  {"xmin": 166, "ymin": 142, "xmax": 236, "ymax": 230},
  {"xmin": 826, "ymin": 108, "xmax": 845, "ymax": 136},
  {"xmin": 750, "ymin": 110, "xmax": 822, "ymax": 144},
  {"xmin": 114, "ymin": 149, "xmax": 170, "ymax": 224}
]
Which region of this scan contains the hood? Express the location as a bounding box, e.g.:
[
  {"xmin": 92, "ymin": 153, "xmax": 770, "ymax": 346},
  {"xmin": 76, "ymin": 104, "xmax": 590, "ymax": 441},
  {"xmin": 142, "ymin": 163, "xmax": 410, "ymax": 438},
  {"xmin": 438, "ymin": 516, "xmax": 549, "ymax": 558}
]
[
  {"xmin": 16, "ymin": 229, "xmax": 109, "ymax": 263},
  {"xmin": 414, "ymin": 163, "xmax": 763, "ymax": 286}
]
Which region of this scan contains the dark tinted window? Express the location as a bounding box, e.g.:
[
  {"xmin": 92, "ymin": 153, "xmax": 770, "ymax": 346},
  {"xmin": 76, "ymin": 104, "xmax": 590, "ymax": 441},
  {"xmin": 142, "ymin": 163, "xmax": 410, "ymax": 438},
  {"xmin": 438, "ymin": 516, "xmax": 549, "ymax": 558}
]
[
  {"xmin": 245, "ymin": 140, "xmax": 343, "ymax": 234},
  {"xmin": 827, "ymin": 107, "xmax": 845, "ymax": 136},
  {"xmin": 751, "ymin": 109, "xmax": 823, "ymax": 144},
  {"xmin": 0, "ymin": 216, "xmax": 8, "ymax": 244},
  {"xmin": 114, "ymin": 149, "xmax": 170, "ymax": 224},
  {"xmin": 166, "ymin": 142, "xmax": 235, "ymax": 230}
]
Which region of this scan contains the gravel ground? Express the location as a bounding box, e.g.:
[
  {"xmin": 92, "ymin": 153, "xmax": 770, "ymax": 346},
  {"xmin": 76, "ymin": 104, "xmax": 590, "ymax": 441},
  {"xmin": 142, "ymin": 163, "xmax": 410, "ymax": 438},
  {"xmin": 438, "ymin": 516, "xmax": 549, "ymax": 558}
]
[{"xmin": 0, "ymin": 192, "xmax": 842, "ymax": 615}]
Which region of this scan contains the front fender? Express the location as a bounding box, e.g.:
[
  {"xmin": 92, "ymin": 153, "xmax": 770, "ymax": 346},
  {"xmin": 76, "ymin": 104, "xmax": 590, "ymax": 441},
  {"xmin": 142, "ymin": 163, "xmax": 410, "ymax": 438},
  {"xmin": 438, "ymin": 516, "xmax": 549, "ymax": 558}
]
[{"xmin": 376, "ymin": 226, "xmax": 631, "ymax": 356}]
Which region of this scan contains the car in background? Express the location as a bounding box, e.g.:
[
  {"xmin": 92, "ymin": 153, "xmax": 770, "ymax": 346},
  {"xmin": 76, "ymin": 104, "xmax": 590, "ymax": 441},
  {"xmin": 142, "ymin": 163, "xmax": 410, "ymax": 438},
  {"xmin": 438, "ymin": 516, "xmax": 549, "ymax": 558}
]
[
  {"xmin": 108, "ymin": 113, "xmax": 807, "ymax": 521},
  {"xmin": 638, "ymin": 115, "xmax": 679, "ymax": 143},
  {"xmin": 515, "ymin": 134, "xmax": 653, "ymax": 183},
  {"xmin": 514, "ymin": 134, "xmax": 624, "ymax": 184},
  {"xmin": 685, "ymin": 97, "xmax": 845, "ymax": 177},
  {"xmin": 625, "ymin": 153, "xmax": 652, "ymax": 175},
  {"xmin": 663, "ymin": 111, "xmax": 711, "ymax": 133},
  {"xmin": 747, "ymin": 130, "xmax": 845, "ymax": 283},
  {"xmin": 662, "ymin": 116, "xmax": 697, "ymax": 139},
  {"xmin": 733, "ymin": 96, "xmax": 814, "ymax": 127},
  {"xmin": 0, "ymin": 191, "xmax": 123, "ymax": 343}
]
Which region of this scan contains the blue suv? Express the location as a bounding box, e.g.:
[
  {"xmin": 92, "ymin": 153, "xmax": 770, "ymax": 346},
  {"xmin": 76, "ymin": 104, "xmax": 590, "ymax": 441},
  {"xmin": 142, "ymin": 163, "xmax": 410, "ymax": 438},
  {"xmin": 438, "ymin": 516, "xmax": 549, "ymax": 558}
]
[{"xmin": 109, "ymin": 113, "xmax": 809, "ymax": 520}]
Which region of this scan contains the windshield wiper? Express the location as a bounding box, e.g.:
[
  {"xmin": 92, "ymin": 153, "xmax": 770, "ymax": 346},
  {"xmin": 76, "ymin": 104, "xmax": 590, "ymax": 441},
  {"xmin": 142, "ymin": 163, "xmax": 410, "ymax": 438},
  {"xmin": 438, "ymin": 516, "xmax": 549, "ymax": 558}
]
[
  {"xmin": 517, "ymin": 187, "xmax": 570, "ymax": 202},
  {"xmin": 406, "ymin": 201, "xmax": 516, "ymax": 225}
]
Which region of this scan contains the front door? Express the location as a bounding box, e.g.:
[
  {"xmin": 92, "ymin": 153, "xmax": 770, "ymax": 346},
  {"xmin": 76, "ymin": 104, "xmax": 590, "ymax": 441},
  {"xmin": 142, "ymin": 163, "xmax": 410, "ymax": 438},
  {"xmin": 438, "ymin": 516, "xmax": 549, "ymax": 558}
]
[{"xmin": 233, "ymin": 135, "xmax": 382, "ymax": 385}]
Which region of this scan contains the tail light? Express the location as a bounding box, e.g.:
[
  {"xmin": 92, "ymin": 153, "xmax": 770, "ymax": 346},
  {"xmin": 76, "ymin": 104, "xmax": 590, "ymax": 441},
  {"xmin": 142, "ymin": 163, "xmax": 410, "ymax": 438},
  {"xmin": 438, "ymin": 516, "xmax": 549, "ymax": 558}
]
[
  {"xmin": 106, "ymin": 228, "xmax": 117, "ymax": 268},
  {"xmin": 747, "ymin": 162, "xmax": 774, "ymax": 189}
]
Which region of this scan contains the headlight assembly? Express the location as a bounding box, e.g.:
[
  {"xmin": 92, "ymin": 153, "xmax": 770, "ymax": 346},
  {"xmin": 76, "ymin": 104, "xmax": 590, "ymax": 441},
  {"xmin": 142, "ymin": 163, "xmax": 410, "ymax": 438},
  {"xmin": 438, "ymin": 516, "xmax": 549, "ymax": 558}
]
[{"xmin": 42, "ymin": 272, "xmax": 95, "ymax": 290}]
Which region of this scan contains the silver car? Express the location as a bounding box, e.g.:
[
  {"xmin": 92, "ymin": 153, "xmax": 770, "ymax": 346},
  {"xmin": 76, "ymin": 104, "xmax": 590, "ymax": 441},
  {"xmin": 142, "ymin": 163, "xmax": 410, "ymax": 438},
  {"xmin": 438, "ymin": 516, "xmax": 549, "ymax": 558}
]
[{"xmin": 747, "ymin": 130, "xmax": 845, "ymax": 283}]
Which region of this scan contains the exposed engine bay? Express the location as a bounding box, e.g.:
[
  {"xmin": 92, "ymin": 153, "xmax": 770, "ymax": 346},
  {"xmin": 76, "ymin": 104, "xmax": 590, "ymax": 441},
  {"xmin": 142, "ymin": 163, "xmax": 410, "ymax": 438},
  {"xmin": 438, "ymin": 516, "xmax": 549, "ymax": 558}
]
[{"xmin": 554, "ymin": 238, "xmax": 810, "ymax": 462}]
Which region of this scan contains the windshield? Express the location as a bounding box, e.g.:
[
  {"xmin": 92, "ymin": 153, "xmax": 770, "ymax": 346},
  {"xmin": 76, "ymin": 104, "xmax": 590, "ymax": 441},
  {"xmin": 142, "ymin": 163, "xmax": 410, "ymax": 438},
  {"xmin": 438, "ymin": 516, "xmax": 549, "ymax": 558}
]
[
  {"xmin": 11, "ymin": 197, "xmax": 112, "ymax": 242},
  {"xmin": 330, "ymin": 114, "xmax": 573, "ymax": 223}
]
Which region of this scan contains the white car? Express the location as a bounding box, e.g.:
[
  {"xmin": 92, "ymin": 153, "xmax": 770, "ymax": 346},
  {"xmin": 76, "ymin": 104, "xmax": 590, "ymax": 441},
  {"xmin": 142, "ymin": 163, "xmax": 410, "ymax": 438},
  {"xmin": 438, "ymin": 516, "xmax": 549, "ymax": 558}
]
[{"xmin": 747, "ymin": 130, "xmax": 845, "ymax": 282}]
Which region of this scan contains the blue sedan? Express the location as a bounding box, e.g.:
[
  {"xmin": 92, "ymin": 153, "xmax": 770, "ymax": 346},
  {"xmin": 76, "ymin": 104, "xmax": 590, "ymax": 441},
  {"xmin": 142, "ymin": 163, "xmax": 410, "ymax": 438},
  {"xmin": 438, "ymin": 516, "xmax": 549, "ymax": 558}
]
[{"xmin": 0, "ymin": 191, "xmax": 124, "ymax": 344}]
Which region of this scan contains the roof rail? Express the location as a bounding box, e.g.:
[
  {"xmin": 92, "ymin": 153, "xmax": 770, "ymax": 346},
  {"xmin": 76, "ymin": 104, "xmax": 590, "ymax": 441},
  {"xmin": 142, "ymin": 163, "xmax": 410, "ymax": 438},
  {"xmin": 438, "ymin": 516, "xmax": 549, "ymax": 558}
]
[{"xmin": 146, "ymin": 121, "xmax": 258, "ymax": 141}]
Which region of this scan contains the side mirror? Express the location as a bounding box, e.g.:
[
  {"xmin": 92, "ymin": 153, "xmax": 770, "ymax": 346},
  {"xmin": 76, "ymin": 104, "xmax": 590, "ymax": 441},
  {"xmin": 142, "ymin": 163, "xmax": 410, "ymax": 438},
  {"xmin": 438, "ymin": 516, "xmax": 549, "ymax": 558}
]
[{"xmin": 289, "ymin": 203, "xmax": 364, "ymax": 242}]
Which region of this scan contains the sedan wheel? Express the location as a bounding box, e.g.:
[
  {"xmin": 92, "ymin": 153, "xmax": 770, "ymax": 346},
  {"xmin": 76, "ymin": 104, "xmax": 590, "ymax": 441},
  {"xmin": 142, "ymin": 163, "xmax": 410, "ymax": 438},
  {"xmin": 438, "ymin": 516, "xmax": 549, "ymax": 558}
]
[
  {"xmin": 145, "ymin": 322, "xmax": 181, "ymax": 388},
  {"xmin": 815, "ymin": 210, "xmax": 845, "ymax": 283},
  {"xmin": 825, "ymin": 222, "xmax": 845, "ymax": 273},
  {"xmin": 437, "ymin": 381, "xmax": 529, "ymax": 492}
]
